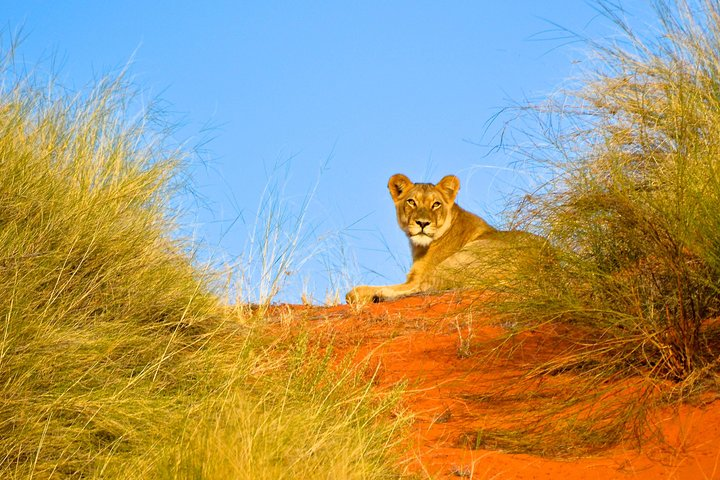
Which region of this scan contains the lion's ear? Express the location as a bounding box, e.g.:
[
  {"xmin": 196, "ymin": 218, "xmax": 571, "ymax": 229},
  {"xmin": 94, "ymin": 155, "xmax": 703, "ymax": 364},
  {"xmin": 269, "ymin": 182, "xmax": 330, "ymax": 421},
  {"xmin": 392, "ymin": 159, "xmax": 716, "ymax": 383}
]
[
  {"xmin": 436, "ymin": 175, "xmax": 460, "ymax": 202},
  {"xmin": 388, "ymin": 174, "xmax": 413, "ymax": 201}
]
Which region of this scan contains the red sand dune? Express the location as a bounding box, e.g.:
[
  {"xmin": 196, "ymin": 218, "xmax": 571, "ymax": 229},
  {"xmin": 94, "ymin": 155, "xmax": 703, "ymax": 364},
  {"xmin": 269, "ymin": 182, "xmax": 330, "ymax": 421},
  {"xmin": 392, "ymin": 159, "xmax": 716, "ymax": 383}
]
[{"xmin": 268, "ymin": 293, "xmax": 720, "ymax": 479}]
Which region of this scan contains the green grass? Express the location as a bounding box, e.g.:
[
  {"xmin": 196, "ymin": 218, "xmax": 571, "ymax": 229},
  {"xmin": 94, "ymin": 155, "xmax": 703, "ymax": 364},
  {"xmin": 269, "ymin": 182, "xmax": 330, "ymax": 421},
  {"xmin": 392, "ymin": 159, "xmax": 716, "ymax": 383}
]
[
  {"xmin": 473, "ymin": 0, "xmax": 720, "ymax": 455},
  {"xmin": 155, "ymin": 336, "xmax": 406, "ymax": 479},
  {"xmin": 0, "ymin": 49, "xmax": 405, "ymax": 478}
]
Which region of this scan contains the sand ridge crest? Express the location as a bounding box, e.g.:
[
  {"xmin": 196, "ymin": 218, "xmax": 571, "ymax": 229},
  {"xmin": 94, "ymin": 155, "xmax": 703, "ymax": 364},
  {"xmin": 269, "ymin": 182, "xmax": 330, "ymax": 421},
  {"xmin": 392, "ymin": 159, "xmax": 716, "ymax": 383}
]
[{"xmin": 267, "ymin": 293, "xmax": 720, "ymax": 479}]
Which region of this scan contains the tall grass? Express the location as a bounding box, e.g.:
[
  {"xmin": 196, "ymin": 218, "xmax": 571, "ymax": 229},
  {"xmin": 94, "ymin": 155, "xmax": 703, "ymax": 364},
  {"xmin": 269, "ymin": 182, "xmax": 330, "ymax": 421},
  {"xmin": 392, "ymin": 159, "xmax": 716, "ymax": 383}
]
[
  {"xmin": 238, "ymin": 165, "xmax": 321, "ymax": 305},
  {"xmin": 156, "ymin": 336, "xmax": 406, "ymax": 479},
  {"xmin": 236, "ymin": 160, "xmax": 363, "ymax": 306},
  {"xmin": 477, "ymin": 0, "xmax": 720, "ymax": 454},
  {"xmin": 0, "ymin": 58, "xmax": 218, "ymax": 477},
  {"xmin": 0, "ymin": 49, "xmax": 404, "ymax": 478}
]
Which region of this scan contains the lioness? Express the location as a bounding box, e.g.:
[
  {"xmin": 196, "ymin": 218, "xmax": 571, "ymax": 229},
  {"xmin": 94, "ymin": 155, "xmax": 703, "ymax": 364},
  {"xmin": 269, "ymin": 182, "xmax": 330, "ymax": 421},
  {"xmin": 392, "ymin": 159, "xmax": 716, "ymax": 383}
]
[{"xmin": 346, "ymin": 173, "xmax": 541, "ymax": 304}]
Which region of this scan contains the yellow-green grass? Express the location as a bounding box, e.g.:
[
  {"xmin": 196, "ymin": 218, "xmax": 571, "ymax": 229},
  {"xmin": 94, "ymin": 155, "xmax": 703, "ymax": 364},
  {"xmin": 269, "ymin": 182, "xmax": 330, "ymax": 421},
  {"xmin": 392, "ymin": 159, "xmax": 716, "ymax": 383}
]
[
  {"xmin": 470, "ymin": 0, "xmax": 720, "ymax": 455},
  {"xmin": 154, "ymin": 337, "xmax": 406, "ymax": 480},
  {"xmin": 0, "ymin": 56, "xmax": 404, "ymax": 478}
]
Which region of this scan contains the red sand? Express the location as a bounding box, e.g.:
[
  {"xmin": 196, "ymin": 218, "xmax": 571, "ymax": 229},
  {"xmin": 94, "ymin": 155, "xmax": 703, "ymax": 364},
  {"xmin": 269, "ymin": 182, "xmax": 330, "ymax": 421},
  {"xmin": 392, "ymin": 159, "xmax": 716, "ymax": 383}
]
[{"xmin": 267, "ymin": 293, "xmax": 720, "ymax": 479}]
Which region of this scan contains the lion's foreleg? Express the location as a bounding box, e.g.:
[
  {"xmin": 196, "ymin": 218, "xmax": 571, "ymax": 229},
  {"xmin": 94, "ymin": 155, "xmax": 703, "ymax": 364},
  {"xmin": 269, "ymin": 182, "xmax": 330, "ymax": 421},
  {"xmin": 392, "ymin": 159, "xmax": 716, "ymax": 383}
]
[{"xmin": 345, "ymin": 281, "xmax": 420, "ymax": 305}]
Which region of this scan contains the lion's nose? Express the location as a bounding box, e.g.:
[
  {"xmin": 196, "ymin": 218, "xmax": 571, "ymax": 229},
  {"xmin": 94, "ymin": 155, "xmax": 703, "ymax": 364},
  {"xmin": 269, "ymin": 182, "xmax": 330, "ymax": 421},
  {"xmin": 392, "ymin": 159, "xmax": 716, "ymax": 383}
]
[{"xmin": 416, "ymin": 220, "xmax": 430, "ymax": 230}]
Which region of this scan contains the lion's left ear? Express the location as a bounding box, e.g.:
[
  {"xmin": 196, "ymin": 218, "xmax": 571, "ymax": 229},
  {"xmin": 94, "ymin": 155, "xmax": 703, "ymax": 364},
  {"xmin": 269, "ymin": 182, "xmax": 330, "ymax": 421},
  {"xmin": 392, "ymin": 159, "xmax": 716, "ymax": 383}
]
[{"xmin": 436, "ymin": 175, "xmax": 460, "ymax": 202}]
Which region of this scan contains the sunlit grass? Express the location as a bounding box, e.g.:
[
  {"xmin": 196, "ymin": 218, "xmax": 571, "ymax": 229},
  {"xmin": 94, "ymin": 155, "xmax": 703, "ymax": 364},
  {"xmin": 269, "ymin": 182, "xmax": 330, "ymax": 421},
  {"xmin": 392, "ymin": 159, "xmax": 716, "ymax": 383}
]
[
  {"xmin": 475, "ymin": 0, "xmax": 720, "ymax": 455},
  {"xmin": 154, "ymin": 336, "xmax": 406, "ymax": 480},
  {"xmin": 0, "ymin": 47, "xmax": 405, "ymax": 478}
]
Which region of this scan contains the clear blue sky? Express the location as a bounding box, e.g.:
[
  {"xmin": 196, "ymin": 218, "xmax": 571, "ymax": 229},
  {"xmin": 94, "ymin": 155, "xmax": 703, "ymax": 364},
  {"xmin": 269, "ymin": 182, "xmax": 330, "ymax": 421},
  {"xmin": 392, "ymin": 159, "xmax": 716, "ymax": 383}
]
[{"xmin": 5, "ymin": 1, "xmax": 654, "ymax": 303}]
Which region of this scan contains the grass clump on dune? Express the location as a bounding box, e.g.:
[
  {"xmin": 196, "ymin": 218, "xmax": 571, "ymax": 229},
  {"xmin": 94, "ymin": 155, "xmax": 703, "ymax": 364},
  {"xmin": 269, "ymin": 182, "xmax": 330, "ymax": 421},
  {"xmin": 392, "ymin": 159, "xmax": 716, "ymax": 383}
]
[
  {"xmin": 474, "ymin": 0, "xmax": 720, "ymax": 455},
  {"xmin": 0, "ymin": 60, "xmax": 219, "ymax": 477},
  {"xmin": 0, "ymin": 51, "xmax": 403, "ymax": 478},
  {"xmin": 159, "ymin": 336, "xmax": 405, "ymax": 479},
  {"xmin": 510, "ymin": 0, "xmax": 720, "ymax": 384}
]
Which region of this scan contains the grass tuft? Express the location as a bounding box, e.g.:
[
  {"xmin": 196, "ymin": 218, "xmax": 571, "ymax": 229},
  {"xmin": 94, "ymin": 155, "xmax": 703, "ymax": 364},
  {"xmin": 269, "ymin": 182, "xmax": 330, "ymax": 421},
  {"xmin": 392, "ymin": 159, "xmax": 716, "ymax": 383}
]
[
  {"xmin": 0, "ymin": 45, "xmax": 405, "ymax": 478},
  {"xmin": 473, "ymin": 0, "xmax": 720, "ymax": 456},
  {"xmin": 155, "ymin": 334, "xmax": 407, "ymax": 479}
]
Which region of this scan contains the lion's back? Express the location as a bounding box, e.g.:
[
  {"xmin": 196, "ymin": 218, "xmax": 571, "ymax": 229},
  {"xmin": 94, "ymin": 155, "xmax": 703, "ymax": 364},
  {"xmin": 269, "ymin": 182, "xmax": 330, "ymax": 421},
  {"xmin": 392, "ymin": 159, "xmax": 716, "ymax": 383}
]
[{"xmin": 429, "ymin": 230, "xmax": 546, "ymax": 290}]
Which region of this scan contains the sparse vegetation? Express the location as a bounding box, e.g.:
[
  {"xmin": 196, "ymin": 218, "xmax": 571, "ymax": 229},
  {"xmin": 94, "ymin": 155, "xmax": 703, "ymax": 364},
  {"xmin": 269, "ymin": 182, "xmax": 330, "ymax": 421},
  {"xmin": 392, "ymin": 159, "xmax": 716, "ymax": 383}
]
[
  {"xmin": 454, "ymin": 316, "xmax": 474, "ymax": 359},
  {"xmin": 0, "ymin": 47, "xmax": 404, "ymax": 478}
]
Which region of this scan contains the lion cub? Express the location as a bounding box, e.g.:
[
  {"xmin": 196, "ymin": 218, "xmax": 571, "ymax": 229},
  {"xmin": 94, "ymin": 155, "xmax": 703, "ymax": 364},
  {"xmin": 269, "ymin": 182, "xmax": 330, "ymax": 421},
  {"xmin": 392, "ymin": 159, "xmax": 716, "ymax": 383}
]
[{"xmin": 346, "ymin": 173, "xmax": 540, "ymax": 304}]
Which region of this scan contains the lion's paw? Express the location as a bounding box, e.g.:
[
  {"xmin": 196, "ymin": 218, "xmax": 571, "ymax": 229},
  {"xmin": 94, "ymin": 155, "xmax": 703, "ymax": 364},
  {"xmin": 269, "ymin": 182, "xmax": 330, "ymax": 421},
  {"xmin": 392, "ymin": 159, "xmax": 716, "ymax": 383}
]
[{"xmin": 345, "ymin": 286, "xmax": 382, "ymax": 305}]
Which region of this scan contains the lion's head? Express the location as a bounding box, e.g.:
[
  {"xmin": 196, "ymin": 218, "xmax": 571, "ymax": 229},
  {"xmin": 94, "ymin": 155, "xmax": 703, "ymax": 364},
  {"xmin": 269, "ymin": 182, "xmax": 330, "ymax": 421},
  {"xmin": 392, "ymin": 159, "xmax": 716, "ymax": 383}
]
[{"xmin": 387, "ymin": 174, "xmax": 460, "ymax": 248}]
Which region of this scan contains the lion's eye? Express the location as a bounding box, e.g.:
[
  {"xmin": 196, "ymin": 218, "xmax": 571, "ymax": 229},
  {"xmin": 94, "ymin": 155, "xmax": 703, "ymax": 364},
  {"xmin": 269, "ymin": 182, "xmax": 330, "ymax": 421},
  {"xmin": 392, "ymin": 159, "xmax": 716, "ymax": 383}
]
[
  {"xmin": 406, "ymin": 199, "xmax": 416, "ymax": 207},
  {"xmin": 432, "ymin": 201, "xmax": 442, "ymax": 209}
]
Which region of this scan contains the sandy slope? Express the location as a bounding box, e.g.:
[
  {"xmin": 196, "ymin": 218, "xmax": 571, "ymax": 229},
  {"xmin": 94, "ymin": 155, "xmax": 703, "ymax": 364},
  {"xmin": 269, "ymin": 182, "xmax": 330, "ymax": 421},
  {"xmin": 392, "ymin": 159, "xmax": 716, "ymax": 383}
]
[{"xmin": 268, "ymin": 293, "xmax": 720, "ymax": 479}]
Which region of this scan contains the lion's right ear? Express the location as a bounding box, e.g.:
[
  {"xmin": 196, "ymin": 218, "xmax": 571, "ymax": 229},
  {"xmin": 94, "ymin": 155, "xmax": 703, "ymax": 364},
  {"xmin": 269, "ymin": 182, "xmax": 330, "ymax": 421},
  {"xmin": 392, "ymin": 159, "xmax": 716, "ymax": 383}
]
[{"xmin": 388, "ymin": 174, "xmax": 413, "ymax": 201}]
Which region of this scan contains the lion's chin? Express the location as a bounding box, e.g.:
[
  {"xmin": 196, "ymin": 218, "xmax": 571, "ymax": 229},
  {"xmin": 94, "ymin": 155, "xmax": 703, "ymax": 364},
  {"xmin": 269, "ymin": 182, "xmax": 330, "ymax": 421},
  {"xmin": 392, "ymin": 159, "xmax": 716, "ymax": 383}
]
[{"xmin": 410, "ymin": 234, "xmax": 433, "ymax": 247}]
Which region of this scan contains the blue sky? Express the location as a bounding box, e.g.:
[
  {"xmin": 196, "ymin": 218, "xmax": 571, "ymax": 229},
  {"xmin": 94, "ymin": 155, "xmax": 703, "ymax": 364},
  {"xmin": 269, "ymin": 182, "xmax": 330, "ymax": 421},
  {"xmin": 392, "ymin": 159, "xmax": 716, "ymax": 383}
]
[{"xmin": 5, "ymin": 1, "xmax": 653, "ymax": 303}]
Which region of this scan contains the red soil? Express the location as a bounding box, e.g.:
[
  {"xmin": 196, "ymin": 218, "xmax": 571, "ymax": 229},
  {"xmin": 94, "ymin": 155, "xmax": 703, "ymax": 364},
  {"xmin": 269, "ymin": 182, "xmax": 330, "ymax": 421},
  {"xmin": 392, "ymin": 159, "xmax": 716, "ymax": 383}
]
[{"xmin": 267, "ymin": 293, "xmax": 720, "ymax": 479}]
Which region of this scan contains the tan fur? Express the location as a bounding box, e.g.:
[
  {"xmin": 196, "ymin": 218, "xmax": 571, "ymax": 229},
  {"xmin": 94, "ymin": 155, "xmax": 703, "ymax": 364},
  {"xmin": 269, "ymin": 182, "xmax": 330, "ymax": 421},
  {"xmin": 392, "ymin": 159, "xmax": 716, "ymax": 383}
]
[{"xmin": 346, "ymin": 173, "xmax": 541, "ymax": 304}]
